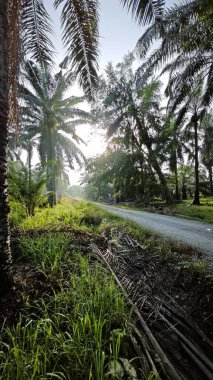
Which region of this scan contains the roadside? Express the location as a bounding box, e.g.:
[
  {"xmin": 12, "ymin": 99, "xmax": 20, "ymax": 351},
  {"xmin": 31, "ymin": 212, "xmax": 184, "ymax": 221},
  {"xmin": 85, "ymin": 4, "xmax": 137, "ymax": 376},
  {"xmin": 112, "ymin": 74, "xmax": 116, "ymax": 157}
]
[
  {"xmin": 97, "ymin": 203, "xmax": 213, "ymax": 263},
  {"xmin": 1, "ymin": 198, "xmax": 212, "ymax": 379},
  {"xmin": 112, "ymin": 197, "xmax": 213, "ymax": 224}
]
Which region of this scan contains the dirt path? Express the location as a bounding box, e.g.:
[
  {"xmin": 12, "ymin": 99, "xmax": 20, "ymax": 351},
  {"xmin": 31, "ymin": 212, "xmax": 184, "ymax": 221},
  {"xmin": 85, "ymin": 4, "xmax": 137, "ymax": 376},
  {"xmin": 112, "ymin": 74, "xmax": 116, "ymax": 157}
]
[{"xmin": 98, "ymin": 204, "xmax": 213, "ymax": 259}]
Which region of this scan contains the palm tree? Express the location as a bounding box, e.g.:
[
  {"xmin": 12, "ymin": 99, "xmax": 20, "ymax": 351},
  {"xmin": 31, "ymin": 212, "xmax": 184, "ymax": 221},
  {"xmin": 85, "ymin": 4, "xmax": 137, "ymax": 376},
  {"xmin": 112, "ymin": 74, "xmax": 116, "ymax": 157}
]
[
  {"xmin": 95, "ymin": 57, "xmax": 172, "ymax": 203},
  {"xmin": 8, "ymin": 162, "xmax": 46, "ymax": 216},
  {"xmin": 136, "ymin": 0, "xmax": 213, "ymax": 108},
  {"xmin": 21, "ymin": 62, "xmax": 87, "ymax": 207},
  {"xmin": 170, "ymin": 79, "xmax": 207, "ymax": 205}
]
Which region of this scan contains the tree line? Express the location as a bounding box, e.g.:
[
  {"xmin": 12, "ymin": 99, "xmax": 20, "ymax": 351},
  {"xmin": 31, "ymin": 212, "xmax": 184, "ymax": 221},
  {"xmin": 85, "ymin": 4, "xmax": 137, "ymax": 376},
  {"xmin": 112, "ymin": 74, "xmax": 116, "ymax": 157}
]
[{"xmin": 83, "ymin": 53, "xmax": 213, "ymax": 205}]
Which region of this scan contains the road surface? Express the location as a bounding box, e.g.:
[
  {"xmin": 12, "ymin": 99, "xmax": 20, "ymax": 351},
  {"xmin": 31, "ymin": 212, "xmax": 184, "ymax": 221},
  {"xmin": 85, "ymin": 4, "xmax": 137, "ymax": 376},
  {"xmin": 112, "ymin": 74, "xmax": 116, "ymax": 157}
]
[{"xmin": 98, "ymin": 204, "xmax": 213, "ymax": 256}]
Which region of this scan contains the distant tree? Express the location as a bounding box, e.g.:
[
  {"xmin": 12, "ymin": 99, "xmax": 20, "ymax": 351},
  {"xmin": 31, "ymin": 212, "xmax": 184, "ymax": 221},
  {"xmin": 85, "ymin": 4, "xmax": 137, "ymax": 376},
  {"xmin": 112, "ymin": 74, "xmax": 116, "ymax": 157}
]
[
  {"xmin": 93, "ymin": 55, "xmax": 172, "ymax": 203},
  {"xmin": 21, "ymin": 62, "xmax": 87, "ymax": 207},
  {"xmin": 168, "ymin": 78, "xmax": 207, "ymax": 205}
]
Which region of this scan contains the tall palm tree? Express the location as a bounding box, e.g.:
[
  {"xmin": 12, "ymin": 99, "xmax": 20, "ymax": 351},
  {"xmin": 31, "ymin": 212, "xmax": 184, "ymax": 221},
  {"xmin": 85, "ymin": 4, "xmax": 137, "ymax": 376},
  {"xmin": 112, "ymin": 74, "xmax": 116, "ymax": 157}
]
[
  {"xmin": 21, "ymin": 62, "xmax": 87, "ymax": 207},
  {"xmin": 95, "ymin": 57, "xmax": 172, "ymax": 203},
  {"xmin": 170, "ymin": 79, "xmax": 207, "ymax": 205}
]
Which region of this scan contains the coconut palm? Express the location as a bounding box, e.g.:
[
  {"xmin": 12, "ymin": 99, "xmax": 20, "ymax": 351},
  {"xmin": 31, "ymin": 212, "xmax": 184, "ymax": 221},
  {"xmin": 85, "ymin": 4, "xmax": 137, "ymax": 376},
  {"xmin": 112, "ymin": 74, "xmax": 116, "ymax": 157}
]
[{"xmin": 21, "ymin": 61, "xmax": 87, "ymax": 207}]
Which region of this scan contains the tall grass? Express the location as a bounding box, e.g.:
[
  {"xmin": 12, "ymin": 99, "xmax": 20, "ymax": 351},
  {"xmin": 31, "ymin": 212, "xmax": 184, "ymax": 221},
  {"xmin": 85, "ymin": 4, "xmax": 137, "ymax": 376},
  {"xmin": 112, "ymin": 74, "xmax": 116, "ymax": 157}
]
[
  {"xmin": 169, "ymin": 202, "xmax": 213, "ymax": 223},
  {"xmin": 0, "ymin": 240, "xmax": 129, "ymax": 380}
]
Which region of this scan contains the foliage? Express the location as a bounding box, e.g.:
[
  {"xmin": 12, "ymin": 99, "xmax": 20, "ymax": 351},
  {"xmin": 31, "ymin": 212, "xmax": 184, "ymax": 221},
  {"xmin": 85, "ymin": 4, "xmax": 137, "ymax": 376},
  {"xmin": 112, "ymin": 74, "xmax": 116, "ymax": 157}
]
[
  {"xmin": 168, "ymin": 198, "xmax": 213, "ymax": 224},
  {"xmin": 83, "ymin": 147, "xmax": 161, "ymax": 204},
  {"xmin": 8, "ymin": 162, "xmax": 46, "ymax": 216},
  {"xmin": 20, "ymin": 0, "xmax": 54, "ymax": 65},
  {"xmin": 91, "ymin": 54, "xmax": 172, "ymax": 204},
  {"xmin": 9, "ymin": 201, "xmax": 27, "ymax": 228},
  {"xmin": 54, "ymin": 0, "xmax": 99, "ymax": 98},
  {"xmin": 136, "ymin": 0, "xmax": 213, "ymax": 110},
  {"xmin": 0, "ymin": 241, "xmax": 128, "ymax": 379},
  {"xmin": 121, "ymin": 0, "xmax": 165, "ymax": 25}
]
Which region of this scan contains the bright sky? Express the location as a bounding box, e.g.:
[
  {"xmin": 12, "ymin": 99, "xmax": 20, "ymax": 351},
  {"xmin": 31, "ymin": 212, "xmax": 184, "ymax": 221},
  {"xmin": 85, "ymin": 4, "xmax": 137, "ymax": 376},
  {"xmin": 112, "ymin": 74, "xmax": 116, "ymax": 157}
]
[{"xmin": 43, "ymin": 0, "xmax": 179, "ymax": 185}]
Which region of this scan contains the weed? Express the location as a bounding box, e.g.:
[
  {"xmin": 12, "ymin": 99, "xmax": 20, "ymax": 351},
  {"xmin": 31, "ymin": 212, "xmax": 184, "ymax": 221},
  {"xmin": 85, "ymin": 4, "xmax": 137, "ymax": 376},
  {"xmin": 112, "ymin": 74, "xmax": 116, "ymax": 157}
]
[
  {"xmin": 0, "ymin": 251, "xmax": 130, "ymax": 380},
  {"xmin": 18, "ymin": 233, "xmax": 71, "ymax": 273}
]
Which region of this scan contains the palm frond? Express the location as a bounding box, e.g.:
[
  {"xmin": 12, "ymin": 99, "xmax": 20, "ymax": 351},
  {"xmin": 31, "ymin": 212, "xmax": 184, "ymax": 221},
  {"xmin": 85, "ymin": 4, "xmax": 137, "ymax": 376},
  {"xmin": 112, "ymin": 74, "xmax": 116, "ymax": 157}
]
[
  {"xmin": 21, "ymin": 0, "xmax": 54, "ymax": 65},
  {"xmin": 54, "ymin": 0, "xmax": 99, "ymax": 98},
  {"xmin": 121, "ymin": 0, "xmax": 165, "ymax": 25},
  {"xmin": 57, "ymin": 133, "xmax": 85, "ymax": 168}
]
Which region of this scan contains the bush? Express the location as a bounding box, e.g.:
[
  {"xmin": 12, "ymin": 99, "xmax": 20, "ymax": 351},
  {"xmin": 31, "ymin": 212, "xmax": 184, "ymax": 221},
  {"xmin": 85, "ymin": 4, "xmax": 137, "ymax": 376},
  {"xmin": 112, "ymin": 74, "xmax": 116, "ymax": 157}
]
[{"xmin": 9, "ymin": 201, "xmax": 27, "ymax": 228}]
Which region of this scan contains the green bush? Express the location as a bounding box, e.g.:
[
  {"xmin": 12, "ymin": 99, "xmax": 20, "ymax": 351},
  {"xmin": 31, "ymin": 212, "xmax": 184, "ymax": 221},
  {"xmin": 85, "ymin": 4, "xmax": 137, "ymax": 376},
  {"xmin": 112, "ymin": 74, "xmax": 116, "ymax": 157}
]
[{"xmin": 9, "ymin": 201, "xmax": 27, "ymax": 228}]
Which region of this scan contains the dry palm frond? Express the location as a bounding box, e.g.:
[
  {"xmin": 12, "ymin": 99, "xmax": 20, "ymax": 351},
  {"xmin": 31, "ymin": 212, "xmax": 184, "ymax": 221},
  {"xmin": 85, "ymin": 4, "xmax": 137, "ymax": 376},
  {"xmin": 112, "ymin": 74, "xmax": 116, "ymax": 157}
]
[{"xmin": 90, "ymin": 231, "xmax": 213, "ymax": 380}]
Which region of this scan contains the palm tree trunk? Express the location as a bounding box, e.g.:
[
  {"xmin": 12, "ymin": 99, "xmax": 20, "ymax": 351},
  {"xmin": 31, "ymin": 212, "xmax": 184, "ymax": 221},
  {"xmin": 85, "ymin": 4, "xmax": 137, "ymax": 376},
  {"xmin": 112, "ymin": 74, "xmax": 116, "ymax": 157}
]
[
  {"xmin": 192, "ymin": 114, "xmax": 200, "ymax": 205},
  {"xmin": 143, "ymin": 131, "xmax": 172, "ymax": 205},
  {"xmin": 151, "ymin": 157, "xmax": 172, "ymax": 204},
  {"xmin": 47, "ymin": 128, "xmax": 56, "ymax": 207},
  {"xmin": 27, "ymin": 142, "xmax": 33, "ymax": 215},
  {"xmin": 209, "ymin": 167, "xmax": 213, "ymax": 196},
  {"xmin": 28, "ymin": 142, "xmax": 32, "ymax": 191},
  {"xmin": 132, "ymin": 113, "xmax": 172, "ymax": 204},
  {"xmin": 182, "ymin": 176, "xmax": 187, "ymax": 200},
  {"xmin": 0, "ymin": 0, "xmax": 13, "ymax": 294},
  {"xmin": 174, "ymin": 164, "xmax": 180, "ymax": 201}
]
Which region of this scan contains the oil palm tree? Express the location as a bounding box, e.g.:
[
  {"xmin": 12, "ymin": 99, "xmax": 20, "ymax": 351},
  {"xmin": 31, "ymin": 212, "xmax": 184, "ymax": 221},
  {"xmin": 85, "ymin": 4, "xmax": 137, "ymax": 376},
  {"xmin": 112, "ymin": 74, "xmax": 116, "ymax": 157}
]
[
  {"xmin": 95, "ymin": 56, "xmax": 172, "ymax": 203},
  {"xmin": 136, "ymin": 0, "xmax": 213, "ymax": 107},
  {"xmin": 21, "ymin": 61, "xmax": 87, "ymax": 207},
  {"xmin": 170, "ymin": 79, "xmax": 207, "ymax": 205}
]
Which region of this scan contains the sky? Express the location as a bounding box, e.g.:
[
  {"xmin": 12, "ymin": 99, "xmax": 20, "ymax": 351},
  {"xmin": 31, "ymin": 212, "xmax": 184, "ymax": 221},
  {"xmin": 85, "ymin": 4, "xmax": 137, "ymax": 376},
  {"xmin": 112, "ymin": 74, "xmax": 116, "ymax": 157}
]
[{"xmin": 43, "ymin": 0, "xmax": 180, "ymax": 185}]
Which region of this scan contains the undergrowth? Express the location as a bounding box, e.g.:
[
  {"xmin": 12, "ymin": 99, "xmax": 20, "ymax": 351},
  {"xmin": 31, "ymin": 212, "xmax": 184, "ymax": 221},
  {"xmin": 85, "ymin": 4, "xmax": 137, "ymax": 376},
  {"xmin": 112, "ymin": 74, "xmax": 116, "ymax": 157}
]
[
  {"xmin": 1, "ymin": 198, "xmax": 211, "ymax": 379},
  {"xmin": 168, "ymin": 202, "xmax": 213, "ymax": 223},
  {"xmin": 0, "ymin": 234, "xmax": 134, "ymax": 380}
]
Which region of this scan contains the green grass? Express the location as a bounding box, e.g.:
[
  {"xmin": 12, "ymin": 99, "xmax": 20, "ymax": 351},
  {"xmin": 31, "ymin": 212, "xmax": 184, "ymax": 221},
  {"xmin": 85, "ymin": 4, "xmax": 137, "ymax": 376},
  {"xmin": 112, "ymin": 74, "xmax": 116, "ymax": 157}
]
[
  {"xmin": 11, "ymin": 197, "xmax": 202, "ymax": 258},
  {"xmin": 108, "ymin": 197, "xmax": 213, "ymax": 224},
  {"xmin": 3, "ymin": 198, "xmax": 211, "ymax": 379},
  {"xmin": 0, "ymin": 236, "xmax": 131, "ymax": 380},
  {"xmin": 5, "ymin": 201, "xmax": 160, "ymax": 379},
  {"xmin": 168, "ymin": 198, "xmax": 213, "ymax": 223}
]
